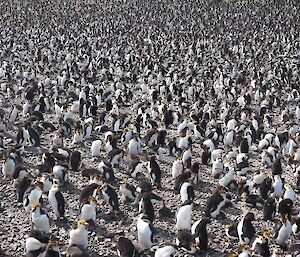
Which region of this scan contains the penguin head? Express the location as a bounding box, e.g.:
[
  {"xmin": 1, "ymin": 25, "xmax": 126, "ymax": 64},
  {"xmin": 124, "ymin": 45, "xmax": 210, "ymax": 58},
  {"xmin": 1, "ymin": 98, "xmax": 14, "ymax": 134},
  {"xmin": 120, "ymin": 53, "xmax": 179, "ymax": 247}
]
[
  {"xmin": 239, "ymin": 243, "xmax": 251, "ymax": 251},
  {"xmin": 244, "ymin": 212, "xmax": 255, "ymax": 221},
  {"xmin": 279, "ymin": 214, "xmax": 289, "ymax": 223},
  {"xmin": 77, "ymin": 219, "xmax": 89, "ymax": 228},
  {"xmin": 272, "ymin": 247, "xmax": 281, "ymax": 255},
  {"xmin": 31, "ymin": 202, "xmax": 41, "ymax": 212},
  {"xmin": 228, "ymin": 251, "xmax": 238, "ymax": 257}
]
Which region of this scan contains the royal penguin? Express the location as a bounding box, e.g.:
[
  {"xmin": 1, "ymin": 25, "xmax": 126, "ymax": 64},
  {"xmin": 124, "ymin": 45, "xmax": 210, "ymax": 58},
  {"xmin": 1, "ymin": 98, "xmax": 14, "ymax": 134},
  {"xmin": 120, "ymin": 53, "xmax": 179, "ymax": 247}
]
[
  {"xmin": 30, "ymin": 203, "xmax": 50, "ymax": 234},
  {"xmin": 238, "ymin": 243, "xmax": 252, "ymax": 257},
  {"xmin": 137, "ymin": 213, "xmax": 154, "ymax": 250},
  {"xmin": 182, "ymin": 146, "xmax": 192, "ymax": 169},
  {"xmin": 237, "ymin": 212, "xmax": 256, "ymax": 244},
  {"xmin": 70, "ymin": 151, "xmax": 82, "ymax": 172},
  {"xmin": 172, "ymin": 157, "xmax": 184, "ymax": 179},
  {"xmin": 24, "ymin": 182, "xmax": 44, "ymax": 213},
  {"xmin": 263, "ymin": 197, "xmax": 277, "ymax": 220},
  {"xmin": 176, "ymin": 229, "xmax": 198, "ymax": 254},
  {"xmin": 117, "ymin": 237, "xmax": 140, "ymax": 257},
  {"xmin": 225, "ymin": 223, "xmax": 239, "ymax": 240},
  {"xmin": 180, "ymin": 180, "xmax": 195, "ymax": 203},
  {"xmin": 292, "ymin": 218, "xmax": 300, "ymax": 238},
  {"xmin": 251, "ymin": 231, "xmax": 271, "ymax": 257},
  {"xmin": 147, "ymin": 156, "xmax": 162, "ymax": 188},
  {"xmin": 39, "ymin": 174, "xmax": 54, "ymax": 194},
  {"xmin": 128, "ymin": 135, "xmax": 142, "ymax": 157},
  {"xmin": 101, "ymin": 183, "xmax": 119, "ymax": 213},
  {"xmin": 69, "ymin": 220, "xmax": 89, "ymax": 249},
  {"xmin": 191, "ymin": 217, "xmax": 211, "ymax": 251},
  {"xmin": 212, "ymin": 157, "xmax": 224, "ymax": 178},
  {"xmin": 119, "ymin": 180, "xmax": 136, "ymax": 203},
  {"xmin": 12, "ymin": 165, "xmax": 28, "ymax": 187},
  {"xmin": 25, "ymin": 230, "xmax": 50, "ymax": 257},
  {"xmin": 26, "ymin": 124, "xmax": 41, "ymax": 147},
  {"xmin": 39, "ymin": 239, "xmax": 61, "ymax": 257},
  {"xmin": 219, "ymin": 165, "xmax": 234, "ymax": 188},
  {"xmin": 48, "ymin": 184, "xmax": 65, "ymax": 219},
  {"xmin": 154, "ymin": 245, "xmax": 177, "ymax": 257},
  {"xmin": 128, "ymin": 157, "xmax": 145, "ymax": 178},
  {"xmin": 176, "ymin": 200, "xmax": 193, "ymax": 231},
  {"xmin": 274, "ymin": 214, "xmax": 292, "ymax": 248},
  {"xmin": 271, "ymin": 175, "xmax": 283, "ymax": 198},
  {"xmin": 52, "ymin": 164, "xmax": 68, "ymax": 186},
  {"xmin": 79, "ymin": 196, "xmax": 97, "ymax": 225},
  {"xmin": 2, "ymin": 154, "xmax": 17, "ymax": 178},
  {"xmin": 239, "ymin": 137, "xmax": 250, "ymax": 154},
  {"xmin": 90, "ymin": 140, "xmax": 102, "ymax": 157},
  {"xmin": 205, "ymin": 186, "xmax": 228, "ymax": 218},
  {"xmin": 139, "ymin": 193, "xmax": 155, "ymax": 223},
  {"xmin": 260, "ymin": 177, "xmax": 273, "ymax": 200},
  {"xmin": 278, "ymin": 198, "xmax": 293, "ymax": 218},
  {"xmin": 79, "ymin": 183, "xmax": 100, "ymax": 203},
  {"xmin": 107, "ymin": 148, "xmax": 124, "ymax": 167}
]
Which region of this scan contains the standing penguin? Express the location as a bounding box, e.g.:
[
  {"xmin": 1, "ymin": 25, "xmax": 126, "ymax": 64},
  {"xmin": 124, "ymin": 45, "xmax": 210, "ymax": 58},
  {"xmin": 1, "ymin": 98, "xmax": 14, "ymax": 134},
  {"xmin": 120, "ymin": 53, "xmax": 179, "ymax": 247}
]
[
  {"xmin": 26, "ymin": 123, "xmax": 41, "ymax": 147},
  {"xmin": 172, "ymin": 157, "xmax": 184, "ymax": 179},
  {"xmin": 48, "ymin": 184, "xmax": 65, "ymax": 219},
  {"xmin": 30, "ymin": 203, "xmax": 50, "ymax": 234},
  {"xmin": 101, "ymin": 183, "xmax": 119, "ymax": 213},
  {"xmin": 263, "ymin": 197, "xmax": 277, "ymax": 220},
  {"xmin": 119, "ymin": 180, "xmax": 136, "ymax": 202},
  {"xmin": 117, "ymin": 237, "xmax": 140, "ymax": 257},
  {"xmin": 239, "ymin": 137, "xmax": 249, "ymax": 154},
  {"xmin": 176, "ymin": 200, "xmax": 193, "ymax": 231},
  {"xmin": 139, "ymin": 193, "xmax": 155, "ymax": 223},
  {"xmin": 69, "ymin": 220, "xmax": 89, "ymax": 249},
  {"xmin": 237, "ymin": 212, "xmax": 256, "ymax": 244},
  {"xmin": 79, "ymin": 196, "xmax": 97, "ymax": 224},
  {"xmin": 180, "ymin": 180, "xmax": 195, "ymax": 204},
  {"xmin": 191, "ymin": 217, "xmax": 211, "ymax": 251},
  {"xmin": 205, "ymin": 186, "xmax": 228, "ymax": 218},
  {"xmin": 69, "ymin": 151, "xmax": 82, "ymax": 172},
  {"xmin": 2, "ymin": 154, "xmax": 17, "ymax": 178},
  {"xmin": 39, "ymin": 239, "xmax": 61, "ymax": 257},
  {"xmin": 274, "ymin": 214, "xmax": 292, "ymax": 248},
  {"xmin": 137, "ymin": 213, "xmax": 154, "ymax": 250},
  {"xmin": 147, "ymin": 156, "xmax": 162, "ymax": 188}
]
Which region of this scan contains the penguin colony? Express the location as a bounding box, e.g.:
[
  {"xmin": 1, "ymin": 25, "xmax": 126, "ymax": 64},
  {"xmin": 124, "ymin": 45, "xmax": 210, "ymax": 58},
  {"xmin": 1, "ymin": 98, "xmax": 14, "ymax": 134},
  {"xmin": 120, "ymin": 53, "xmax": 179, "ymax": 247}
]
[{"xmin": 0, "ymin": 0, "xmax": 300, "ymax": 256}]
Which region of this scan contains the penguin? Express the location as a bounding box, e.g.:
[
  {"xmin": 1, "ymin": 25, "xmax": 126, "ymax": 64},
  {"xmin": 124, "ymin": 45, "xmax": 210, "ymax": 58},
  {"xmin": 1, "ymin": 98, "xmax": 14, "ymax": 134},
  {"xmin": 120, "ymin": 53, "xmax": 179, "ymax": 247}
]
[
  {"xmin": 91, "ymin": 140, "xmax": 102, "ymax": 157},
  {"xmin": 30, "ymin": 203, "xmax": 50, "ymax": 234},
  {"xmin": 25, "ymin": 230, "xmax": 50, "ymax": 257},
  {"xmin": 172, "ymin": 157, "xmax": 184, "ymax": 179},
  {"xmin": 212, "ymin": 157, "xmax": 224, "ymax": 179},
  {"xmin": 69, "ymin": 220, "xmax": 89, "ymax": 249},
  {"xmin": 176, "ymin": 229, "xmax": 198, "ymax": 254},
  {"xmin": 101, "ymin": 183, "xmax": 119, "ymax": 213},
  {"xmin": 119, "ymin": 180, "xmax": 136, "ymax": 202},
  {"xmin": 238, "ymin": 243, "xmax": 252, "ymax": 257},
  {"xmin": 137, "ymin": 213, "xmax": 154, "ymax": 250},
  {"xmin": 251, "ymin": 231, "xmax": 271, "ymax": 257},
  {"xmin": 24, "ymin": 183, "xmax": 44, "ymax": 213},
  {"xmin": 272, "ymin": 158, "xmax": 283, "ymax": 176},
  {"xmin": 48, "ymin": 184, "xmax": 65, "ymax": 219},
  {"xmin": 191, "ymin": 217, "xmax": 211, "ymax": 251},
  {"xmin": 26, "ymin": 124, "xmax": 41, "ymax": 147},
  {"xmin": 2, "ymin": 154, "xmax": 17, "ymax": 178},
  {"xmin": 174, "ymin": 172, "xmax": 192, "ymax": 193},
  {"xmin": 225, "ymin": 223, "xmax": 239, "ymax": 240},
  {"xmin": 52, "ymin": 164, "xmax": 68, "ymax": 186},
  {"xmin": 182, "ymin": 146, "xmax": 192, "ymax": 169},
  {"xmin": 39, "ymin": 174, "xmax": 54, "ymax": 194},
  {"xmin": 79, "ymin": 183, "xmax": 100, "ymax": 203},
  {"xmin": 16, "ymin": 126, "xmax": 28, "ymax": 146},
  {"xmin": 260, "ymin": 177, "xmax": 273, "ymax": 200},
  {"xmin": 128, "ymin": 135, "xmax": 141, "ymax": 157},
  {"xmin": 275, "ymin": 214, "xmax": 292, "ymax": 248},
  {"xmin": 39, "ymin": 239, "xmax": 61, "ymax": 257},
  {"xmin": 139, "ymin": 193, "xmax": 155, "ymax": 223},
  {"xmin": 79, "ymin": 196, "xmax": 97, "ymax": 224},
  {"xmin": 128, "ymin": 157, "xmax": 145, "ymax": 178},
  {"xmin": 16, "ymin": 174, "xmax": 33, "ymax": 202},
  {"xmin": 69, "ymin": 151, "xmax": 82, "ymax": 172},
  {"xmin": 180, "ymin": 180, "xmax": 195, "ymax": 203},
  {"xmin": 292, "ymin": 217, "xmax": 300, "ymax": 238},
  {"xmin": 117, "ymin": 237, "xmax": 140, "ymax": 257},
  {"xmin": 147, "ymin": 156, "xmax": 162, "ymax": 188},
  {"xmin": 107, "ymin": 148, "xmax": 124, "ymax": 167},
  {"xmin": 205, "ymin": 186, "xmax": 228, "ymax": 218},
  {"xmin": 201, "ymin": 146, "xmax": 212, "ymax": 166},
  {"xmin": 263, "ymin": 197, "xmax": 277, "ymax": 220},
  {"xmin": 237, "ymin": 212, "xmax": 256, "ymax": 244},
  {"xmin": 271, "ymin": 175, "xmax": 283, "ymax": 198},
  {"xmin": 278, "ymin": 198, "xmax": 293, "ymax": 218},
  {"xmin": 154, "ymin": 245, "xmax": 177, "ymax": 257},
  {"xmin": 239, "ymin": 137, "xmax": 249, "ymax": 153},
  {"xmin": 176, "ymin": 200, "xmax": 193, "ymax": 231}
]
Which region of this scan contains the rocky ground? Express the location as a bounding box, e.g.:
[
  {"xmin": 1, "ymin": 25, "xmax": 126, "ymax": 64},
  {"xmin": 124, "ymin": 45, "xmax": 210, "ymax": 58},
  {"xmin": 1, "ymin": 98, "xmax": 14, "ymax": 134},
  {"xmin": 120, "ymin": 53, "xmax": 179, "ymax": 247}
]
[{"xmin": 0, "ymin": 100, "xmax": 300, "ymax": 257}]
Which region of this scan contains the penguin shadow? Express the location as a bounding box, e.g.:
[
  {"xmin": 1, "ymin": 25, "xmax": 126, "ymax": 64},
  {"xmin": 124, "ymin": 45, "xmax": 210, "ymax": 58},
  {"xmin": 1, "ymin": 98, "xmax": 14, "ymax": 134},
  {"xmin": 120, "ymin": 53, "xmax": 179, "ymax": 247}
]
[{"xmin": 63, "ymin": 181, "xmax": 80, "ymax": 194}]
